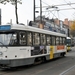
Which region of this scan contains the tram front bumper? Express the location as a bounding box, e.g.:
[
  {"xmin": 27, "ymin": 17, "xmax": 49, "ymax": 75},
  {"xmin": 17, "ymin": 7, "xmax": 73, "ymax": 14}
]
[
  {"xmin": 0, "ymin": 59, "xmax": 10, "ymax": 64},
  {"xmin": 0, "ymin": 60, "xmax": 10, "ymax": 68}
]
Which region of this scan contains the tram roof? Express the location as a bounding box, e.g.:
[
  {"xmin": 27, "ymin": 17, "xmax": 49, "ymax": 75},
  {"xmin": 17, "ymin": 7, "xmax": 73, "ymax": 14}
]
[{"xmin": 0, "ymin": 24, "xmax": 66, "ymax": 37}]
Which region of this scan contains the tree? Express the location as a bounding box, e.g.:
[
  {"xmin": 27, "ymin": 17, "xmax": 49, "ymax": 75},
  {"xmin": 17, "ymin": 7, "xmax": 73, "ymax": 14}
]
[
  {"xmin": 0, "ymin": 0, "xmax": 22, "ymax": 24},
  {"xmin": 70, "ymin": 20, "xmax": 75, "ymax": 37}
]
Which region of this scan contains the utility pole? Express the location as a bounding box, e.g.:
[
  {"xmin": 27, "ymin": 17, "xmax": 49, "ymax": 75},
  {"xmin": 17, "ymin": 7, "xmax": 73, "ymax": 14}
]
[
  {"xmin": 0, "ymin": 9, "xmax": 1, "ymax": 25},
  {"xmin": 33, "ymin": 0, "xmax": 42, "ymax": 23},
  {"xmin": 15, "ymin": 0, "xmax": 18, "ymax": 24},
  {"xmin": 40, "ymin": 0, "xmax": 42, "ymax": 23},
  {"xmin": 33, "ymin": 0, "xmax": 35, "ymax": 22}
]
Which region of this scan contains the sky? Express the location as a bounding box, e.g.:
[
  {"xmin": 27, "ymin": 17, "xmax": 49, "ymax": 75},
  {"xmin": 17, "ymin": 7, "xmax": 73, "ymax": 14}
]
[{"xmin": 0, "ymin": 0, "xmax": 75, "ymax": 25}]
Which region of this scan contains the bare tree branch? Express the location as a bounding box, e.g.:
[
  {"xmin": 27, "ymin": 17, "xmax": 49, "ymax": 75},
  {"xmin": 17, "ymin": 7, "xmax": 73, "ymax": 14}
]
[{"xmin": 0, "ymin": 0, "xmax": 22, "ymax": 24}]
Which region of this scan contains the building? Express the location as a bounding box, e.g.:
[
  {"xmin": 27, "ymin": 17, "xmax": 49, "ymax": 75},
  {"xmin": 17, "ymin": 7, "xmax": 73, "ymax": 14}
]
[{"xmin": 54, "ymin": 18, "xmax": 73, "ymax": 37}]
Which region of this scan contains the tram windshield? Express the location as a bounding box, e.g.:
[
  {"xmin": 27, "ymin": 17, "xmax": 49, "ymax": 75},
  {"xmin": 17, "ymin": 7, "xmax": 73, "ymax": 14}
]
[
  {"xmin": 66, "ymin": 39, "xmax": 71, "ymax": 46},
  {"xmin": 0, "ymin": 32, "xmax": 17, "ymax": 46},
  {"xmin": 66, "ymin": 39, "xmax": 71, "ymax": 44}
]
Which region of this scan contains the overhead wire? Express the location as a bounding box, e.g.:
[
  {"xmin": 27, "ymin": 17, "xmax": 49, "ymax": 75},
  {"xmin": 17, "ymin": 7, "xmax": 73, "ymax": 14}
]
[
  {"xmin": 64, "ymin": 0, "xmax": 75, "ymax": 10},
  {"xmin": 40, "ymin": 0, "xmax": 72, "ymax": 19},
  {"xmin": 40, "ymin": 0, "xmax": 59, "ymax": 19},
  {"xmin": 64, "ymin": 0, "xmax": 75, "ymax": 19},
  {"xmin": 37, "ymin": 0, "xmax": 75, "ymax": 20}
]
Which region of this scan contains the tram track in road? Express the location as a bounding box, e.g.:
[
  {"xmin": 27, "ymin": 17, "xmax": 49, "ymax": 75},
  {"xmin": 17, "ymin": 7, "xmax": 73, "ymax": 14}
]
[
  {"xmin": 59, "ymin": 65, "xmax": 75, "ymax": 75},
  {"xmin": 28, "ymin": 57, "xmax": 75, "ymax": 75},
  {"xmin": 19, "ymin": 54, "xmax": 75, "ymax": 75}
]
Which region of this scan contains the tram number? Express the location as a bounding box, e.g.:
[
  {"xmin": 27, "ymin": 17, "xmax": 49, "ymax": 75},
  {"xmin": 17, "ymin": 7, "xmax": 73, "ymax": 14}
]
[{"xmin": 20, "ymin": 48, "xmax": 27, "ymax": 50}]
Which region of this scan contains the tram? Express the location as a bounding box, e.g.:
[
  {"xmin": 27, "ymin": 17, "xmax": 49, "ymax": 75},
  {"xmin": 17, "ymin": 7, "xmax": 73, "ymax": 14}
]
[
  {"xmin": 0, "ymin": 24, "xmax": 67, "ymax": 68},
  {"xmin": 66, "ymin": 37, "xmax": 72, "ymax": 52}
]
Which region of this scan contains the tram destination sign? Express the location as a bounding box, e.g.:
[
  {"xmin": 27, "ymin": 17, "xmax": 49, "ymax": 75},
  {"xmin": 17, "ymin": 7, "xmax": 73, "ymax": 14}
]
[{"xmin": 0, "ymin": 25, "xmax": 11, "ymax": 30}]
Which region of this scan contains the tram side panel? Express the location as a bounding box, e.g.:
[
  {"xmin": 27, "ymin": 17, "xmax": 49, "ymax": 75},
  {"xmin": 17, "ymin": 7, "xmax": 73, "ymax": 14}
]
[
  {"xmin": 0, "ymin": 45, "xmax": 66, "ymax": 68},
  {"xmin": 0, "ymin": 46, "xmax": 35, "ymax": 67}
]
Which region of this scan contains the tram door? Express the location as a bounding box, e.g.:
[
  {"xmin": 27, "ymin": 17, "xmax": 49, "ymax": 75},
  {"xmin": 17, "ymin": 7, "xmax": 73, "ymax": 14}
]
[{"xmin": 50, "ymin": 46, "xmax": 54, "ymax": 59}]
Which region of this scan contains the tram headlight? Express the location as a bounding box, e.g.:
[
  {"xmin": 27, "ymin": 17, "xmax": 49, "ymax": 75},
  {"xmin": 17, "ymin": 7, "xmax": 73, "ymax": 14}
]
[{"xmin": 0, "ymin": 52, "xmax": 3, "ymax": 55}]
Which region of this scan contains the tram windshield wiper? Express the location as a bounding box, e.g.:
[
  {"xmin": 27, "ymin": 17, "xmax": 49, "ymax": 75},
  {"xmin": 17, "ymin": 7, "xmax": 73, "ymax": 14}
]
[{"xmin": 0, "ymin": 42, "xmax": 8, "ymax": 48}]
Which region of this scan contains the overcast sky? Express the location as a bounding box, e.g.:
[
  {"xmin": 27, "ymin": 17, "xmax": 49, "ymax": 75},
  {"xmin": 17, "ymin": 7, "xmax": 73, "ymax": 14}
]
[{"xmin": 0, "ymin": 0, "xmax": 75, "ymax": 25}]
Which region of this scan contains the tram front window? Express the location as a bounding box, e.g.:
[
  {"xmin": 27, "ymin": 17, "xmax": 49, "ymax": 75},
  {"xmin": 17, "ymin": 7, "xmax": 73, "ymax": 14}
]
[
  {"xmin": 66, "ymin": 39, "xmax": 71, "ymax": 46},
  {"xmin": 0, "ymin": 33, "xmax": 17, "ymax": 46}
]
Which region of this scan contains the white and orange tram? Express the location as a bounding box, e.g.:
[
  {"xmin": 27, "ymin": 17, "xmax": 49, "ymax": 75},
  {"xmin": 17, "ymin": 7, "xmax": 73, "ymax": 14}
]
[{"xmin": 0, "ymin": 24, "xmax": 67, "ymax": 68}]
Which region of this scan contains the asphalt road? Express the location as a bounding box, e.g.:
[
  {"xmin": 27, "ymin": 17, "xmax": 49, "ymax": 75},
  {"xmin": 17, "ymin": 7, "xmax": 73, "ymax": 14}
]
[{"xmin": 0, "ymin": 47, "xmax": 75, "ymax": 75}]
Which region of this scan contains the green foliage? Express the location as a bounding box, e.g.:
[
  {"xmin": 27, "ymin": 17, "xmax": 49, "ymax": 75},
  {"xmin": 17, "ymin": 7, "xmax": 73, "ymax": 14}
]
[
  {"xmin": 70, "ymin": 20, "xmax": 75, "ymax": 31},
  {"xmin": 70, "ymin": 20, "xmax": 75, "ymax": 37},
  {"xmin": 70, "ymin": 30, "xmax": 75, "ymax": 37}
]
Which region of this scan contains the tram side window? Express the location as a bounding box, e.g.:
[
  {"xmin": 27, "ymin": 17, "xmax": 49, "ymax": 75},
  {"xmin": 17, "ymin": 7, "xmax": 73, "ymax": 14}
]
[
  {"xmin": 56, "ymin": 37, "xmax": 60, "ymax": 45},
  {"xmin": 63, "ymin": 37, "xmax": 66, "ymax": 45},
  {"xmin": 27, "ymin": 32, "xmax": 32, "ymax": 45},
  {"xmin": 19, "ymin": 32, "xmax": 26, "ymax": 45},
  {"xmin": 60, "ymin": 37, "xmax": 63, "ymax": 45},
  {"xmin": 52, "ymin": 36, "xmax": 55, "ymax": 45},
  {"xmin": 33, "ymin": 33, "xmax": 40, "ymax": 45},
  {"xmin": 47, "ymin": 35, "xmax": 51, "ymax": 45},
  {"xmin": 40, "ymin": 34, "xmax": 46, "ymax": 45}
]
